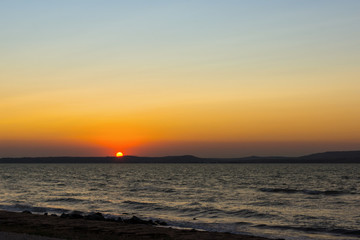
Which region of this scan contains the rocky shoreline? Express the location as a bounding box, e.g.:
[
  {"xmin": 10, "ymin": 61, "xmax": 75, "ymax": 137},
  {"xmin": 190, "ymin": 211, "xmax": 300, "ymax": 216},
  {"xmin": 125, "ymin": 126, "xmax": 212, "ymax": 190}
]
[{"xmin": 0, "ymin": 210, "xmax": 274, "ymax": 240}]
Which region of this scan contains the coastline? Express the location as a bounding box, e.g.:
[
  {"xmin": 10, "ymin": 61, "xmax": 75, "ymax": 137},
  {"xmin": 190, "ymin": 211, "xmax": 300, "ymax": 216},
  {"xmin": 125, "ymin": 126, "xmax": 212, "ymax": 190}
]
[
  {"xmin": 0, "ymin": 210, "xmax": 273, "ymax": 240},
  {"xmin": 2, "ymin": 150, "xmax": 360, "ymax": 164}
]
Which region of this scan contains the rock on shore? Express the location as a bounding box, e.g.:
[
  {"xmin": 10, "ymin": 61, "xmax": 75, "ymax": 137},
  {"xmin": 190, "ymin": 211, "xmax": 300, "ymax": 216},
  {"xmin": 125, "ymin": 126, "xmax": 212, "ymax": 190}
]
[{"xmin": 0, "ymin": 210, "xmax": 272, "ymax": 240}]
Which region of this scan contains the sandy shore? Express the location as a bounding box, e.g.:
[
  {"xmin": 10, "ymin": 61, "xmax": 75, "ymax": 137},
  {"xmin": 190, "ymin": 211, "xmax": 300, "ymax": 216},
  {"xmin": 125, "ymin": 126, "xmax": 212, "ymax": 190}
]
[
  {"xmin": 0, "ymin": 231, "xmax": 64, "ymax": 240},
  {"xmin": 0, "ymin": 210, "xmax": 275, "ymax": 240}
]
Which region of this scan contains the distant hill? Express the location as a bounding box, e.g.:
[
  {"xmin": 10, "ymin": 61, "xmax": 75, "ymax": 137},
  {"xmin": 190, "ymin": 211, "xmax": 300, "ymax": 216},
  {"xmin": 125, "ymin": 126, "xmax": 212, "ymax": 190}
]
[
  {"xmin": 1, "ymin": 151, "xmax": 360, "ymax": 164},
  {"xmin": 301, "ymin": 151, "xmax": 360, "ymax": 160}
]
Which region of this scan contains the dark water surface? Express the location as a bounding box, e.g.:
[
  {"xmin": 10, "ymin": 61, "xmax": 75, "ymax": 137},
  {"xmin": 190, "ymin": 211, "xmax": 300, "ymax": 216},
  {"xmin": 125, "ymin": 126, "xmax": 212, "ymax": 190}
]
[{"xmin": 0, "ymin": 163, "xmax": 359, "ymax": 240}]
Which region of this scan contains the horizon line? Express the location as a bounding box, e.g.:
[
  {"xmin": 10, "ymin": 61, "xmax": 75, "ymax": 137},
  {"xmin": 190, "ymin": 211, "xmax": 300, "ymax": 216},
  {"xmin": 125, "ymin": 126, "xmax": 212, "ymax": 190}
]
[{"xmin": 1, "ymin": 149, "xmax": 360, "ymax": 159}]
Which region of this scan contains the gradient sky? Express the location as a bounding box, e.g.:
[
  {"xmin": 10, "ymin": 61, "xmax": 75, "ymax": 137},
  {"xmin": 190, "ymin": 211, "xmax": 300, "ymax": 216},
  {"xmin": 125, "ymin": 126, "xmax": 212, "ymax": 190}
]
[{"xmin": 1, "ymin": 1, "xmax": 360, "ymax": 157}]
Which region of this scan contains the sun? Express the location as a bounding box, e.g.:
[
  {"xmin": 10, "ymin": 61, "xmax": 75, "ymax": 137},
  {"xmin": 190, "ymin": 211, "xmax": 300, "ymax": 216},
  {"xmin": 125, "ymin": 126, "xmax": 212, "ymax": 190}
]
[{"xmin": 116, "ymin": 152, "xmax": 124, "ymax": 157}]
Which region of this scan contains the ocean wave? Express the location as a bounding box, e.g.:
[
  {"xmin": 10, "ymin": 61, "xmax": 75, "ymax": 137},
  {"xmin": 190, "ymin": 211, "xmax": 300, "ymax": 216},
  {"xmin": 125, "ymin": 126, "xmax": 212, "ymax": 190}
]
[
  {"xmin": 126, "ymin": 187, "xmax": 176, "ymax": 193},
  {"xmin": 122, "ymin": 200, "xmax": 154, "ymax": 205},
  {"xmin": 254, "ymin": 223, "xmax": 360, "ymax": 237},
  {"xmin": 122, "ymin": 200, "xmax": 276, "ymax": 219},
  {"xmin": 259, "ymin": 188, "xmax": 298, "ymax": 194},
  {"xmin": 45, "ymin": 197, "xmax": 86, "ymax": 203},
  {"xmin": 0, "ymin": 204, "xmax": 70, "ymax": 214},
  {"xmin": 259, "ymin": 188, "xmax": 353, "ymax": 196},
  {"xmin": 122, "ymin": 200, "xmax": 160, "ymax": 210},
  {"xmin": 188, "ymin": 201, "xmax": 201, "ymax": 206},
  {"xmin": 236, "ymin": 221, "xmax": 252, "ymax": 225},
  {"xmin": 121, "ymin": 200, "xmax": 198, "ymax": 214},
  {"xmin": 229, "ymin": 209, "xmax": 278, "ymax": 219}
]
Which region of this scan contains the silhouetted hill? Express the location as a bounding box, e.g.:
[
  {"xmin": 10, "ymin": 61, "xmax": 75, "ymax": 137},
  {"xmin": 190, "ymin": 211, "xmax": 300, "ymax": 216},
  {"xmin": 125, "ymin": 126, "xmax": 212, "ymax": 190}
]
[
  {"xmin": 301, "ymin": 151, "xmax": 360, "ymax": 160},
  {"xmin": 1, "ymin": 151, "xmax": 360, "ymax": 163}
]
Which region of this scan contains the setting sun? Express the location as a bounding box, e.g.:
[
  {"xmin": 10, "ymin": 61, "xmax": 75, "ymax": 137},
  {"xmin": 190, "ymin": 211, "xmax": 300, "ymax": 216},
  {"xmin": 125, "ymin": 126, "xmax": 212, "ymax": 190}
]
[{"xmin": 116, "ymin": 152, "xmax": 124, "ymax": 157}]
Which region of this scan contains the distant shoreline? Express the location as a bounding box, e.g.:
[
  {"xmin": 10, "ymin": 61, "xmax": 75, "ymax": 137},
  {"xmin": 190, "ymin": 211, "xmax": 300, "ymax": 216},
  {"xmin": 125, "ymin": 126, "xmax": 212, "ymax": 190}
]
[{"xmin": 1, "ymin": 150, "xmax": 360, "ymax": 163}]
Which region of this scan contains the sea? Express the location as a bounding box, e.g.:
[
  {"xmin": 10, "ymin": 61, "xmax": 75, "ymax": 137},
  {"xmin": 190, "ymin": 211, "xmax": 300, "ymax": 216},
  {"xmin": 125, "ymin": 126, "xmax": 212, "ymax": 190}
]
[{"xmin": 0, "ymin": 163, "xmax": 359, "ymax": 240}]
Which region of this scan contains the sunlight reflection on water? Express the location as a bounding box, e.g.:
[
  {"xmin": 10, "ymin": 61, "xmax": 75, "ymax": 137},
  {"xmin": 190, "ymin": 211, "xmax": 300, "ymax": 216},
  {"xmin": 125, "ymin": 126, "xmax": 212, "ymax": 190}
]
[{"xmin": 0, "ymin": 163, "xmax": 359, "ymax": 240}]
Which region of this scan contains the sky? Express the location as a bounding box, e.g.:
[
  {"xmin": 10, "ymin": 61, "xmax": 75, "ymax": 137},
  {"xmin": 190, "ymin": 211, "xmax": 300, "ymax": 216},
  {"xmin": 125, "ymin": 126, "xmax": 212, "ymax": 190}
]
[{"xmin": 1, "ymin": 1, "xmax": 360, "ymax": 157}]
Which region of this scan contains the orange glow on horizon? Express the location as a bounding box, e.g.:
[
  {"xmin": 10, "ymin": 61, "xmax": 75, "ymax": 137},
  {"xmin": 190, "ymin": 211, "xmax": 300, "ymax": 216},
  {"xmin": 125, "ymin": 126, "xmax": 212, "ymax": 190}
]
[{"xmin": 116, "ymin": 152, "xmax": 124, "ymax": 157}]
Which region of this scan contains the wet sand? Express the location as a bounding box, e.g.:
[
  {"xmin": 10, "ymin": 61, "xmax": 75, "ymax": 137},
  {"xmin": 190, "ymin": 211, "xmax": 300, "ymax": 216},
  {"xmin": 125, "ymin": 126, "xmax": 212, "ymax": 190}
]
[
  {"xmin": 0, "ymin": 231, "xmax": 64, "ymax": 240},
  {"xmin": 0, "ymin": 210, "xmax": 273, "ymax": 240}
]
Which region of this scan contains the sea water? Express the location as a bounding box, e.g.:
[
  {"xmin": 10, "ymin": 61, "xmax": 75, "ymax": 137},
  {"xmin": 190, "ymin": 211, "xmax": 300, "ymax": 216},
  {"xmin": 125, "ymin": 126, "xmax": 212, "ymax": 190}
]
[{"xmin": 0, "ymin": 163, "xmax": 359, "ymax": 240}]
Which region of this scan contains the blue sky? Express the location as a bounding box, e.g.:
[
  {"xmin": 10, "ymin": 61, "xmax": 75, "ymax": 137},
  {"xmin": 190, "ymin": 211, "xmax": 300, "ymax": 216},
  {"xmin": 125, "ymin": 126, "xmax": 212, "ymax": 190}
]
[{"xmin": 1, "ymin": 1, "xmax": 360, "ymax": 157}]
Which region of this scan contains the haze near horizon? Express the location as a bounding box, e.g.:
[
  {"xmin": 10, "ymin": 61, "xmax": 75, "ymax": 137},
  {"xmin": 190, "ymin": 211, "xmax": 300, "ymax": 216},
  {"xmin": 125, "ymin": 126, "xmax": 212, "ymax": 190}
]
[{"xmin": 1, "ymin": 1, "xmax": 360, "ymax": 158}]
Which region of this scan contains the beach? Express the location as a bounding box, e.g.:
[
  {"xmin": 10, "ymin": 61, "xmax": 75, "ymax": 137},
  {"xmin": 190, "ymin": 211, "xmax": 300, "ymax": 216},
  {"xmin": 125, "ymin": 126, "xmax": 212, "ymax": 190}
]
[
  {"xmin": 0, "ymin": 210, "xmax": 272, "ymax": 240},
  {"xmin": 0, "ymin": 231, "xmax": 63, "ymax": 240}
]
